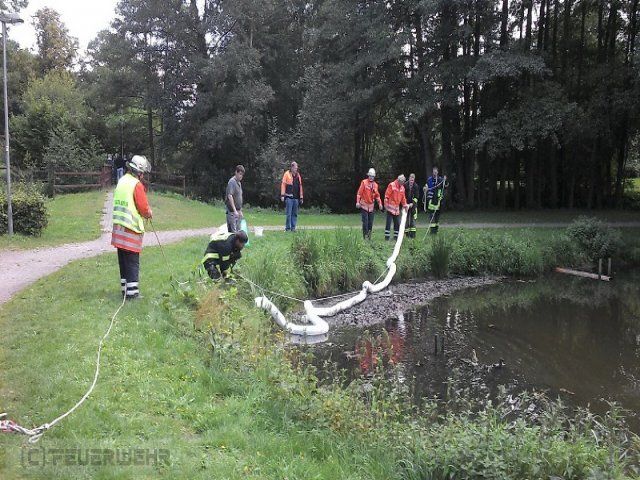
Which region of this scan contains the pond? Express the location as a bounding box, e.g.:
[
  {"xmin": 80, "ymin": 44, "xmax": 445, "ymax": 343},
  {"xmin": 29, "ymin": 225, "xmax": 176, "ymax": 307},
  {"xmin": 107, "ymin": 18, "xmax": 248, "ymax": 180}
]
[{"xmin": 312, "ymin": 272, "xmax": 640, "ymax": 428}]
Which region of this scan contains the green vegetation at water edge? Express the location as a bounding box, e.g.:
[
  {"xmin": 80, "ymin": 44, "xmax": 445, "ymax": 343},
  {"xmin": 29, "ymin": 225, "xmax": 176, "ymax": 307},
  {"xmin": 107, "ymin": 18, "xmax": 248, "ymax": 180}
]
[{"xmin": 1, "ymin": 234, "xmax": 638, "ymax": 479}]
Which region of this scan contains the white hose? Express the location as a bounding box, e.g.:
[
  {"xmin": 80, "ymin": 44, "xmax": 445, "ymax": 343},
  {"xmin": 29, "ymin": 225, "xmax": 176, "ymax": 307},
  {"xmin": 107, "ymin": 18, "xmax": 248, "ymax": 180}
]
[
  {"xmin": 256, "ymin": 210, "xmax": 408, "ymax": 337},
  {"xmin": 255, "ymin": 297, "xmax": 330, "ymax": 336}
]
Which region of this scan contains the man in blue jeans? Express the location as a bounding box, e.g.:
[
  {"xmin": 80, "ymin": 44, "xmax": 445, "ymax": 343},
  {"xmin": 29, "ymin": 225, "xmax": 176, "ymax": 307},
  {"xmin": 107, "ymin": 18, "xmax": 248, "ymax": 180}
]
[{"xmin": 280, "ymin": 161, "xmax": 304, "ymax": 231}]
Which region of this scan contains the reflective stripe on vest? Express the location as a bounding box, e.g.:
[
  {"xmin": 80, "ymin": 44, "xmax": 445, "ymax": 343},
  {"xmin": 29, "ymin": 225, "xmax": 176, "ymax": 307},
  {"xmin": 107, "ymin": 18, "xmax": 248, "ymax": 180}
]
[
  {"xmin": 202, "ymin": 252, "xmax": 231, "ymax": 263},
  {"xmin": 428, "ymin": 198, "xmax": 441, "ymax": 211},
  {"xmin": 111, "ymin": 224, "xmax": 143, "ymax": 252},
  {"xmin": 113, "ymin": 174, "xmax": 144, "ymax": 233}
]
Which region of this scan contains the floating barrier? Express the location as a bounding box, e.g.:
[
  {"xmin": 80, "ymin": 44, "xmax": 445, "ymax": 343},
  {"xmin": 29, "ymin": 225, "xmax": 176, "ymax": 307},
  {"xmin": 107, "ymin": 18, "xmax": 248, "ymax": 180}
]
[{"xmin": 255, "ymin": 210, "xmax": 408, "ymax": 337}]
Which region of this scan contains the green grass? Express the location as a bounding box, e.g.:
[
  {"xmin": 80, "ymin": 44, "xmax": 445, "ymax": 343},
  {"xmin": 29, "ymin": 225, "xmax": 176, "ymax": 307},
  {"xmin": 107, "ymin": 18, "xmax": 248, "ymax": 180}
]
[
  {"xmin": 2, "ymin": 189, "xmax": 638, "ymax": 251},
  {"xmin": 1, "ymin": 231, "xmax": 639, "ymax": 479},
  {"xmin": 0, "ymin": 190, "xmax": 106, "ymax": 250},
  {"xmin": 150, "ymin": 192, "xmax": 640, "ymax": 230}
]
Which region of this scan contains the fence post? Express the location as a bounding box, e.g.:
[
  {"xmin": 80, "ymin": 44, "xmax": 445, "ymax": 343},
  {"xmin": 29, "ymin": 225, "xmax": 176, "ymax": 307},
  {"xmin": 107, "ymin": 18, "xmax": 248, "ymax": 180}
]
[
  {"xmin": 182, "ymin": 175, "xmax": 186, "ymax": 196},
  {"xmin": 48, "ymin": 167, "xmax": 55, "ymax": 197}
]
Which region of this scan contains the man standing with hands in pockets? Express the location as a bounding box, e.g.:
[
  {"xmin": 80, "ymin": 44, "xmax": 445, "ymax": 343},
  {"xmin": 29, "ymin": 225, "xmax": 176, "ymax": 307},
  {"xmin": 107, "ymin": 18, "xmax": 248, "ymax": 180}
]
[
  {"xmin": 226, "ymin": 165, "xmax": 245, "ymax": 233},
  {"xmin": 281, "ymin": 161, "xmax": 304, "ymax": 232}
]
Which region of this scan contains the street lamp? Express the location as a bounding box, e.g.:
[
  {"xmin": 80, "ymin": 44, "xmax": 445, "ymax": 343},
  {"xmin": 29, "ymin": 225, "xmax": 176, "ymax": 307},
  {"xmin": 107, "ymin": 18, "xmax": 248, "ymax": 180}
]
[{"xmin": 0, "ymin": 12, "xmax": 23, "ymax": 236}]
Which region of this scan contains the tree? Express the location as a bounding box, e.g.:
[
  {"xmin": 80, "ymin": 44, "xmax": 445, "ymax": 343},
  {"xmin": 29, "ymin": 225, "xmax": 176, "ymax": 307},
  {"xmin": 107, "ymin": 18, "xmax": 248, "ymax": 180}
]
[
  {"xmin": 12, "ymin": 71, "xmax": 90, "ymax": 169},
  {"xmin": 33, "ymin": 7, "xmax": 78, "ymax": 73}
]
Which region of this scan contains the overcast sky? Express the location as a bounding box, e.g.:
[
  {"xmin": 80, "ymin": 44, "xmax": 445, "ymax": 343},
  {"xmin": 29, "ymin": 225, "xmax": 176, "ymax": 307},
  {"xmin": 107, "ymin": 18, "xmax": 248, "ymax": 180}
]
[{"xmin": 9, "ymin": 0, "xmax": 119, "ymax": 54}]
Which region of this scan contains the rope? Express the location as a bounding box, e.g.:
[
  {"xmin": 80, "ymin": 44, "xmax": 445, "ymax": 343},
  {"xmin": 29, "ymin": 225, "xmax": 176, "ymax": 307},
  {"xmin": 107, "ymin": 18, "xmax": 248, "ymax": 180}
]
[
  {"xmin": 148, "ymin": 219, "xmax": 191, "ymax": 287},
  {"xmin": 236, "ymin": 272, "xmax": 305, "ymax": 303},
  {"xmin": 2, "ymin": 293, "xmax": 127, "ymax": 443}
]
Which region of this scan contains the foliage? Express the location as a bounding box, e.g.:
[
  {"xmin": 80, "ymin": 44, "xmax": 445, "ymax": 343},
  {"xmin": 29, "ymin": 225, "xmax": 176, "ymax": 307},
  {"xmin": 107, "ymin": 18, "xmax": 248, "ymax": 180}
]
[
  {"xmin": 428, "ymin": 235, "xmax": 451, "ymax": 278},
  {"xmin": 1, "ymin": 234, "xmax": 640, "ymax": 478},
  {"xmin": 566, "ymin": 216, "xmax": 624, "ymax": 262},
  {"xmin": 291, "ymin": 229, "xmax": 381, "ymax": 296},
  {"xmin": 43, "ymin": 126, "xmax": 103, "ymax": 171},
  {"xmin": 32, "ymin": 7, "xmax": 78, "ymax": 73},
  {"xmin": 12, "ymin": 71, "xmax": 91, "ymax": 169},
  {"xmin": 0, "ymin": 182, "xmax": 48, "ymax": 236}
]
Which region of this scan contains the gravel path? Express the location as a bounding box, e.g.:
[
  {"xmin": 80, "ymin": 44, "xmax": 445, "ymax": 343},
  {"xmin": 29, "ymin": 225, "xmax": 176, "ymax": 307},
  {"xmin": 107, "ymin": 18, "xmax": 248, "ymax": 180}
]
[
  {"xmin": 1, "ymin": 194, "xmax": 638, "ymax": 306},
  {"xmin": 0, "ymin": 193, "xmax": 218, "ymax": 306}
]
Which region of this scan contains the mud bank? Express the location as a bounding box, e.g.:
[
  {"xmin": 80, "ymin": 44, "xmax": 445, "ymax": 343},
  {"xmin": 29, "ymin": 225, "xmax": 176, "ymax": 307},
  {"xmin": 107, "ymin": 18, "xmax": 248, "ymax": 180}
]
[{"xmin": 290, "ymin": 276, "xmax": 499, "ymax": 328}]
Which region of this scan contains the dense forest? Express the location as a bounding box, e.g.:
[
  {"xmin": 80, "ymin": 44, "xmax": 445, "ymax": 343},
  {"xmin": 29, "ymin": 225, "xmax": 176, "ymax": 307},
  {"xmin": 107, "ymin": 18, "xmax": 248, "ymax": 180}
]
[{"xmin": 3, "ymin": 0, "xmax": 640, "ymax": 210}]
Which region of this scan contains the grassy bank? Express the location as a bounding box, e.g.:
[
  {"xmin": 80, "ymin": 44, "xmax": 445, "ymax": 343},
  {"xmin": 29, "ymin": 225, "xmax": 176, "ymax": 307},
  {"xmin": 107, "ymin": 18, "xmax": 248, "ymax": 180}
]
[
  {"xmin": 149, "ymin": 191, "xmax": 640, "ymax": 230},
  {"xmin": 1, "ymin": 228, "xmax": 639, "ymax": 478},
  {"xmin": 1, "ymin": 189, "xmax": 638, "ymax": 250},
  {"xmin": 0, "ymin": 190, "xmax": 106, "ymax": 250}
]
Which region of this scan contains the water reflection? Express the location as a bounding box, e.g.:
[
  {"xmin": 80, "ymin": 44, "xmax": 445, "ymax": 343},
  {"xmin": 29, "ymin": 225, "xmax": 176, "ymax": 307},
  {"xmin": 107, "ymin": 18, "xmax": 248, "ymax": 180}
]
[{"xmin": 314, "ymin": 272, "xmax": 640, "ymax": 425}]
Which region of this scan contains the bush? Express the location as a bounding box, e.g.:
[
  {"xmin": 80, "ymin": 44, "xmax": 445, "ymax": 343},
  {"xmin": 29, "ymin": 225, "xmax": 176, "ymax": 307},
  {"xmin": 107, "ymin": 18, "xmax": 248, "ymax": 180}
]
[
  {"xmin": 0, "ymin": 182, "xmax": 48, "ymax": 236},
  {"xmin": 566, "ymin": 216, "xmax": 623, "ymax": 263},
  {"xmin": 429, "ymin": 235, "xmax": 451, "ymax": 278}
]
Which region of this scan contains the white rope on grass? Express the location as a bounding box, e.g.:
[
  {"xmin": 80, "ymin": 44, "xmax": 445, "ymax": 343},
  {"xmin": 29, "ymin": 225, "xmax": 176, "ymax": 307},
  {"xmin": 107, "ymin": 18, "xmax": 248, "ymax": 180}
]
[{"xmin": 1, "ymin": 293, "xmax": 127, "ymax": 443}]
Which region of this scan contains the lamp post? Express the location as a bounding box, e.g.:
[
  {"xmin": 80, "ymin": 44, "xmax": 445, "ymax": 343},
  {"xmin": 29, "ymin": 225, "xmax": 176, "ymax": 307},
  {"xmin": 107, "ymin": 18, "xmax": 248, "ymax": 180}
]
[{"xmin": 1, "ymin": 12, "xmax": 23, "ymax": 236}]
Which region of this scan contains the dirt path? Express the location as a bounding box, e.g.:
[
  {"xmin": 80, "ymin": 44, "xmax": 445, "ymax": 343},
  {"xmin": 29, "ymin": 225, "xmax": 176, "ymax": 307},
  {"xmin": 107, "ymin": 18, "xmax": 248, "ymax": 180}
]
[
  {"xmin": 1, "ymin": 196, "xmax": 639, "ymax": 306},
  {"xmin": 0, "ymin": 193, "xmax": 220, "ymax": 306}
]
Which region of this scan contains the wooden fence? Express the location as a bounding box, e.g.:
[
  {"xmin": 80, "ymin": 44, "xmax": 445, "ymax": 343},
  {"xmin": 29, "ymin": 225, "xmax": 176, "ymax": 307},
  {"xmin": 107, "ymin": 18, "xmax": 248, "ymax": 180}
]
[
  {"xmin": 4, "ymin": 166, "xmax": 186, "ymax": 197},
  {"xmin": 146, "ymin": 172, "xmax": 187, "ymax": 196}
]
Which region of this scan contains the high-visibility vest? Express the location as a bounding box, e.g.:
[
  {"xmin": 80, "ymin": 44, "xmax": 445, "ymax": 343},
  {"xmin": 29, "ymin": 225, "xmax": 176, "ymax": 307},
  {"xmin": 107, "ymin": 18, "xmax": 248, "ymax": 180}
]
[
  {"xmin": 357, "ymin": 179, "xmax": 381, "ymax": 212},
  {"xmin": 113, "ymin": 173, "xmax": 145, "ymax": 234},
  {"xmin": 384, "ymin": 180, "xmax": 406, "ymax": 216}
]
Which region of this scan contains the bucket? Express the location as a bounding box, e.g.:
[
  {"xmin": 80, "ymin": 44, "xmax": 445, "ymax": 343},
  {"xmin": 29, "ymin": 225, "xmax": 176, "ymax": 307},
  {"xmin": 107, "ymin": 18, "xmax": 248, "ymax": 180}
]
[
  {"xmin": 255, "ymin": 226, "xmax": 264, "ymax": 237},
  {"xmin": 240, "ymin": 219, "xmax": 250, "ymax": 247}
]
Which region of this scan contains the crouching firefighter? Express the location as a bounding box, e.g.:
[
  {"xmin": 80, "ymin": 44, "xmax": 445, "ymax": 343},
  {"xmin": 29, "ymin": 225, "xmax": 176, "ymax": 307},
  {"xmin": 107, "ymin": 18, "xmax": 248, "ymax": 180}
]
[
  {"xmin": 404, "ymin": 173, "xmax": 420, "ymax": 239},
  {"xmin": 202, "ymin": 230, "xmax": 249, "ymax": 280},
  {"xmin": 111, "ymin": 155, "xmax": 153, "ymax": 299},
  {"xmin": 424, "ymin": 166, "xmax": 447, "ymax": 234}
]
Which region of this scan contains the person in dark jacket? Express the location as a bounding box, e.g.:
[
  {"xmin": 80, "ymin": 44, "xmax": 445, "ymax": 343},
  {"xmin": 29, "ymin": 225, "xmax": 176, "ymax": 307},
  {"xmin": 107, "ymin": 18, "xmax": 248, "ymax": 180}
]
[
  {"xmin": 404, "ymin": 173, "xmax": 421, "ymax": 239},
  {"xmin": 202, "ymin": 230, "xmax": 249, "ymax": 280},
  {"xmin": 424, "ymin": 166, "xmax": 447, "ymax": 234}
]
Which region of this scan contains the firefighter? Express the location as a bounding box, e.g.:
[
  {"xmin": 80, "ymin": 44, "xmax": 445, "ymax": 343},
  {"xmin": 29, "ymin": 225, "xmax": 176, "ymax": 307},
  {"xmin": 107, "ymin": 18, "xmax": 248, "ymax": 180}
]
[
  {"xmin": 383, "ymin": 175, "xmax": 412, "ymax": 241},
  {"xmin": 202, "ymin": 230, "xmax": 249, "ymax": 280},
  {"xmin": 111, "ymin": 155, "xmax": 153, "ymax": 299},
  {"xmin": 404, "ymin": 173, "xmax": 421, "ymax": 239},
  {"xmin": 424, "ymin": 166, "xmax": 447, "ymax": 234},
  {"xmin": 356, "ymin": 168, "xmax": 384, "ymax": 240}
]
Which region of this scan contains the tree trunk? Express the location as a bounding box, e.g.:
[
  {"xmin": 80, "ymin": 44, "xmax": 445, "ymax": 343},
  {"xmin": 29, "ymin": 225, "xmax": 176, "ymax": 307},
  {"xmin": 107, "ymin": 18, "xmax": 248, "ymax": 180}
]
[
  {"xmin": 537, "ymin": 0, "xmax": 547, "ymax": 51},
  {"xmin": 500, "ymin": 0, "xmax": 509, "ymax": 48},
  {"xmin": 561, "ymin": 0, "xmax": 573, "ymax": 82},
  {"xmin": 525, "ymin": 0, "xmax": 533, "ymax": 50},
  {"xmin": 551, "ymin": 0, "xmax": 560, "ymax": 68},
  {"xmin": 525, "ymin": 149, "xmax": 535, "ymax": 208},
  {"xmin": 514, "ymin": 154, "xmax": 521, "ymax": 209},
  {"xmin": 550, "ymin": 144, "xmax": 558, "ymax": 208},
  {"xmin": 147, "ymin": 104, "xmax": 155, "ymax": 165}
]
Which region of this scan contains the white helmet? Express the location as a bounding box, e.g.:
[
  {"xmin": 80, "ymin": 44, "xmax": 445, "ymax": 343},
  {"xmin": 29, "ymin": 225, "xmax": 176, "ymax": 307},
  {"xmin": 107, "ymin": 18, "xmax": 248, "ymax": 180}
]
[
  {"xmin": 128, "ymin": 155, "xmax": 151, "ymax": 174},
  {"xmin": 367, "ymin": 168, "xmax": 376, "ymax": 177}
]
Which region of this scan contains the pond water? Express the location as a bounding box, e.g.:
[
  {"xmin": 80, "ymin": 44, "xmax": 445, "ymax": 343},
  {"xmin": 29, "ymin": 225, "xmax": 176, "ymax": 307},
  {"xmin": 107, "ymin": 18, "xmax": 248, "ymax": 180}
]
[{"xmin": 312, "ymin": 272, "xmax": 640, "ymax": 427}]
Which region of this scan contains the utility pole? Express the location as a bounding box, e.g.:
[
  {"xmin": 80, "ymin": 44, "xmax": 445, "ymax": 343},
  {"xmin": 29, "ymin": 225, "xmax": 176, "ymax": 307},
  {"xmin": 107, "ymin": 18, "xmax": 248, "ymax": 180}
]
[{"xmin": 1, "ymin": 12, "xmax": 23, "ymax": 236}]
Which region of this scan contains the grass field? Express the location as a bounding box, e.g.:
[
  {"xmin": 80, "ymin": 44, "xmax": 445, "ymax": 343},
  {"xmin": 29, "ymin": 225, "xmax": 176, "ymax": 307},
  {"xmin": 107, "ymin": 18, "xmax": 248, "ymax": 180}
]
[
  {"xmin": 0, "ymin": 191, "xmax": 106, "ymax": 250},
  {"xmin": 1, "ymin": 189, "xmax": 638, "ymax": 251},
  {"xmin": 1, "ymin": 229, "xmax": 639, "ymax": 479}
]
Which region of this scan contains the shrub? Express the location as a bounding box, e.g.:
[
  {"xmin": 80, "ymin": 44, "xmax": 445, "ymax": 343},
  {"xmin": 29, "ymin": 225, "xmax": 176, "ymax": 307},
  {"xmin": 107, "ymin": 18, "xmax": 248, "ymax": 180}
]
[
  {"xmin": 566, "ymin": 216, "xmax": 623, "ymax": 263},
  {"xmin": 292, "ymin": 232, "xmax": 325, "ymax": 293},
  {"xmin": 0, "ymin": 182, "xmax": 49, "ymax": 236},
  {"xmin": 429, "ymin": 235, "xmax": 451, "ymax": 278}
]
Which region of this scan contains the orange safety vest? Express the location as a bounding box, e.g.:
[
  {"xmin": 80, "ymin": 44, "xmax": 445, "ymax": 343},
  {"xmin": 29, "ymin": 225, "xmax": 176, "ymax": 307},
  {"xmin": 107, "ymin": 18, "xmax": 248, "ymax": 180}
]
[
  {"xmin": 384, "ymin": 180, "xmax": 407, "ymax": 216},
  {"xmin": 281, "ymin": 170, "xmax": 304, "ymax": 199},
  {"xmin": 356, "ymin": 179, "xmax": 382, "ymax": 212}
]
